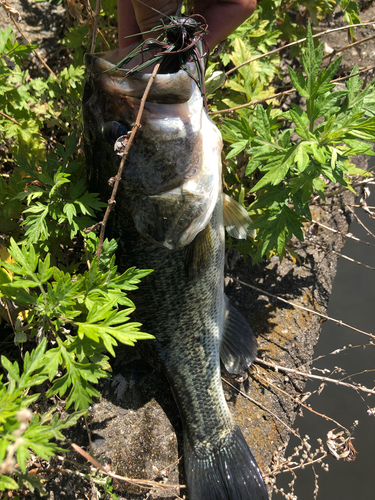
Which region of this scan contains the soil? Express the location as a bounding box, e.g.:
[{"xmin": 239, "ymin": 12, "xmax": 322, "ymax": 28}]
[{"xmin": 1, "ymin": 2, "xmax": 374, "ymax": 500}]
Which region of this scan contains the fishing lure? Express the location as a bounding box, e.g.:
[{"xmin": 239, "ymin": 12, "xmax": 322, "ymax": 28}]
[{"xmin": 103, "ymin": 14, "xmax": 209, "ymax": 109}]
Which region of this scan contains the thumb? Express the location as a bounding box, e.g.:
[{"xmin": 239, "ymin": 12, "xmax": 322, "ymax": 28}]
[{"xmin": 131, "ymin": 0, "xmax": 179, "ymax": 35}]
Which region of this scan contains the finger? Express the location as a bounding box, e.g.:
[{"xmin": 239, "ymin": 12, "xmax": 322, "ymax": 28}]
[
  {"xmin": 131, "ymin": 0, "xmax": 179, "ymax": 35},
  {"xmin": 118, "ymin": 0, "xmax": 142, "ymax": 48},
  {"xmin": 194, "ymin": 0, "xmax": 256, "ymax": 51}
]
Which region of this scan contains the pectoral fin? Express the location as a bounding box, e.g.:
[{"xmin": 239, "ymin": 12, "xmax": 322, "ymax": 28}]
[
  {"xmin": 185, "ymin": 224, "xmax": 213, "ymax": 280},
  {"xmin": 220, "ymin": 296, "xmax": 257, "ymax": 374},
  {"xmin": 223, "ymin": 193, "xmax": 256, "ymax": 239}
]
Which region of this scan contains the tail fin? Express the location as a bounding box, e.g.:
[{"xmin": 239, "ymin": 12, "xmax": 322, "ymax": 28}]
[{"xmin": 184, "ymin": 425, "xmax": 269, "ymax": 500}]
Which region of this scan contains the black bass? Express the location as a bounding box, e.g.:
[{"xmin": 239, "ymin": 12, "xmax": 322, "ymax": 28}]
[{"xmin": 82, "ymin": 49, "xmax": 268, "ymax": 500}]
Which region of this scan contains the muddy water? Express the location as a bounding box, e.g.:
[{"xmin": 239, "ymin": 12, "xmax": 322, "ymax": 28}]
[{"xmin": 275, "ymin": 186, "xmax": 375, "ymax": 499}]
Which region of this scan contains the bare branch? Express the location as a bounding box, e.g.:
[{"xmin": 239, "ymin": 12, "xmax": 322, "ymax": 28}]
[
  {"xmin": 308, "ymin": 238, "xmax": 375, "ymax": 271},
  {"xmin": 225, "ymin": 21, "xmax": 375, "ymax": 76},
  {"xmin": 346, "ymin": 204, "xmax": 375, "ymax": 239},
  {"xmin": 311, "ymin": 219, "xmax": 375, "ymax": 248},
  {"xmin": 90, "ymin": 0, "xmax": 101, "ymax": 54},
  {"xmin": 236, "ymin": 278, "xmax": 375, "ymax": 340},
  {"xmin": 210, "ymin": 66, "xmax": 375, "ymax": 116},
  {"xmin": 0, "ymin": 0, "xmax": 57, "ymax": 78},
  {"xmin": 221, "ymin": 377, "xmax": 300, "ymax": 437},
  {"xmin": 71, "ymin": 443, "xmax": 185, "ymax": 493},
  {"xmin": 254, "ymin": 367, "xmax": 350, "ymax": 431},
  {"xmin": 96, "ymin": 62, "xmax": 161, "ymax": 262},
  {"xmin": 255, "ymin": 357, "xmax": 375, "ymax": 396},
  {"xmin": 322, "ymin": 33, "xmax": 375, "ymax": 61}
]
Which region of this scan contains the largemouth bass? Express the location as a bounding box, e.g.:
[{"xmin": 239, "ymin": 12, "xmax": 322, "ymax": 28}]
[{"xmin": 83, "ymin": 50, "xmax": 268, "ymax": 500}]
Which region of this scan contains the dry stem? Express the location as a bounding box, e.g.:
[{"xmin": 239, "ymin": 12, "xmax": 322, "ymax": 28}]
[
  {"xmin": 222, "ymin": 377, "xmax": 300, "ymax": 437},
  {"xmin": 210, "ymin": 66, "xmax": 375, "ymax": 116},
  {"xmin": 346, "ymin": 204, "xmax": 375, "ymax": 239},
  {"xmin": 0, "ymin": 0, "xmax": 57, "ymax": 78},
  {"xmin": 236, "ymin": 278, "xmax": 375, "ymax": 340},
  {"xmin": 90, "ymin": 0, "xmax": 101, "ymax": 54},
  {"xmin": 310, "ymin": 178, "xmax": 375, "ymax": 203},
  {"xmin": 96, "ymin": 62, "xmax": 161, "ymax": 262},
  {"xmin": 255, "ymin": 357, "xmax": 375, "ymax": 396},
  {"xmin": 307, "ymin": 238, "xmax": 375, "ymax": 271},
  {"xmin": 311, "ymin": 219, "xmax": 375, "ymax": 248},
  {"xmin": 254, "ymin": 368, "xmax": 350, "ymax": 432},
  {"xmin": 225, "ymin": 21, "xmax": 375, "ymax": 76},
  {"xmin": 322, "ymin": 32, "xmax": 375, "ymax": 61},
  {"xmin": 71, "ymin": 443, "xmax": 185, "ymax": 494}
]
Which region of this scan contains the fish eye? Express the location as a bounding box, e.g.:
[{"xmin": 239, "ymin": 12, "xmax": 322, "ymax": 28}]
[
  {"xmin": 112, "ymin": 121, "xmax": 128, "ymax": 139},
  {"xmin": 102, "ymin": 121, "xmax": 129, "ymax": 142}
]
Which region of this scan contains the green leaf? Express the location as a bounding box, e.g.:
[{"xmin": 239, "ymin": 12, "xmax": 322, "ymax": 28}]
[
  {"xmin": 1, "ymin": 356, "xmax": 20, "ymax": 385},
  {"xmin": 250, "ymin": 145, "xmax": 299, "ymax": 192},
  {"xmin": 295, "ymin": 142, "xmax": 310, "ymax": 172},
  {"xmin": 288, "ymin": 108, "xmax": 311, "ymax": 141},
  {"xmin": 313, "ymin": 177, "xmax": 327, "ymax": 200},
  {"xmin": 63, "ymin": 202, "xmax": 77, "ymax": 224},
  {"xmin": 302, "ymin": 22, "xmax": 324, "ymax": 99},
  {"xmin": 309, "ymin": 142, "xmax": 326, "ymax": 164},
  {"xmin": 288, "ymin": 66, "xmax": 309, "ymax": 99},
  {"xmin": 250, "ymin": 186, "xmax": 288, "ymax": 210},
  {"xmin": 314, "ymin": 56, "xmax": 342, "ymax": 96},
  {"xmin": 226, "ymin": 140, "xmax": 248, "ymax": 159},
  {"xmin": 205, "ymin": 70, "xmax": 225, "ymax": 96},
  {"xmin": 253, "ymin": 105, "xmax": 272, "ymax": 142},
  {"xmin": 0, "ymin": 475, "xmax": 18, "ymax": 491}
]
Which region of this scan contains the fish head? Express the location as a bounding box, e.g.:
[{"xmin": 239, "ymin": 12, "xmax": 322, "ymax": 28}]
[{"xmin": 83, "ymin": 49, "xmax": 223, "ymax": 249}]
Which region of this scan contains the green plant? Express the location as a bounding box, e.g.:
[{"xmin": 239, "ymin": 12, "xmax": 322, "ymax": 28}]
[
  {"xmin": 0, "ymin": 339, "xmax": 86, "ymax": 493},
  {"xmin": 0, "ymin": 233, "xmax": 153, "ymax": 491},
  {"xmin": 258, "ymin": 0, "xmax": 361, "ymax": 44},
  {"xmin": 216, "ymin": 23, "xmax": 374, "ymax": 261},
  {"xmin": 0, "ymin": 16, "xmax": 151, "ymax": 492},
  {"xmin": 0, "ymin": 27, "xmax": 85, "ymax": 161}
]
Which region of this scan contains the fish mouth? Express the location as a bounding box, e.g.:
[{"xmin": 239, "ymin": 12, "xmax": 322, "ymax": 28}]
[
  {"xmin": 84, "ymin": 51, "xmax": 197, "ymax": 104},
  {"xmin": 84, "ymin": 51, "xmax": 206, "ymax": 195}
]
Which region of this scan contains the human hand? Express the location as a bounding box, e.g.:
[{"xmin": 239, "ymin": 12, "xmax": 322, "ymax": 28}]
[{"xmin": 118, "ymin": 0, "xmax": 257, "ymax": 52}]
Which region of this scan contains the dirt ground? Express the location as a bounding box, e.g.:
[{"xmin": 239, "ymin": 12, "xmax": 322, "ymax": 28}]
[{"xmin": 1, "ymin": 2, "xmax": 375, "ymax": 499}]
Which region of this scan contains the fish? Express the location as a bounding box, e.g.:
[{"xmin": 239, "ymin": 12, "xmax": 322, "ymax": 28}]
[{"xmin": 82, "ymin": 47, "xmax": 269, "ymax": 500}]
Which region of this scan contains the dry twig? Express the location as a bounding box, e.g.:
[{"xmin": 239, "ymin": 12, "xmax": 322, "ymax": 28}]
[
  {"xmin": 225, "ymin": 21, "xmax": 375, "ymax": 76},
  {"xmin": 254, "ymin": 368, "xmax": 350, "ymax": 432},
  {"xmin": 236, "ymin": 278, "xmax": 375, "ymax": 340},
  {"xmin": 311, "ymin": 219, "xmax": 375, "ymax": 249},
  {"xmin": 322, "ymin": 32, "xmax": 375, "ymax": 61},
  {"xmin": 346, "ymin": 204, "xmax": 375, "ymax": 238},
  {"xmin": 210, "ymin": 66, "xmax": 375, "ymax": 116},
  {"xmin": 255, "ymin": 357, "xmax": 375, "ymax": 396},
  {"xmin": 90, "ymin": 0, "xmax": 101, "ymax": 54},
  {"xmin": 307, "ymin": 238, "xmax": 375, "ymax": 271},
  {"xmin": 71, "ymin": 443, "xmax": 185, "ymax": 494},
  {"xmin": 96, "ymin": 62, "xmax": 161, "ymax": 262},
  {"xmin": 221, "ymin": 377, "xmax": 300, "ymax": 437}
]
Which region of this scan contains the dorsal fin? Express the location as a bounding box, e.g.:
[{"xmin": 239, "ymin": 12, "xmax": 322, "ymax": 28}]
[
  {"xmin": 220, "ymin": 296, "xmax": 257, "ymax": 374},
  {"xmin": 223, "ymin": 193, "xmax": 256, "ymax": 239}
]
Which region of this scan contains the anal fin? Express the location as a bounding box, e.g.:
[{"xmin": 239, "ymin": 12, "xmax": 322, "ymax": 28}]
[{"xmin": 220, "ymin": 296, "xmax": 257, "ymax": 374}]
